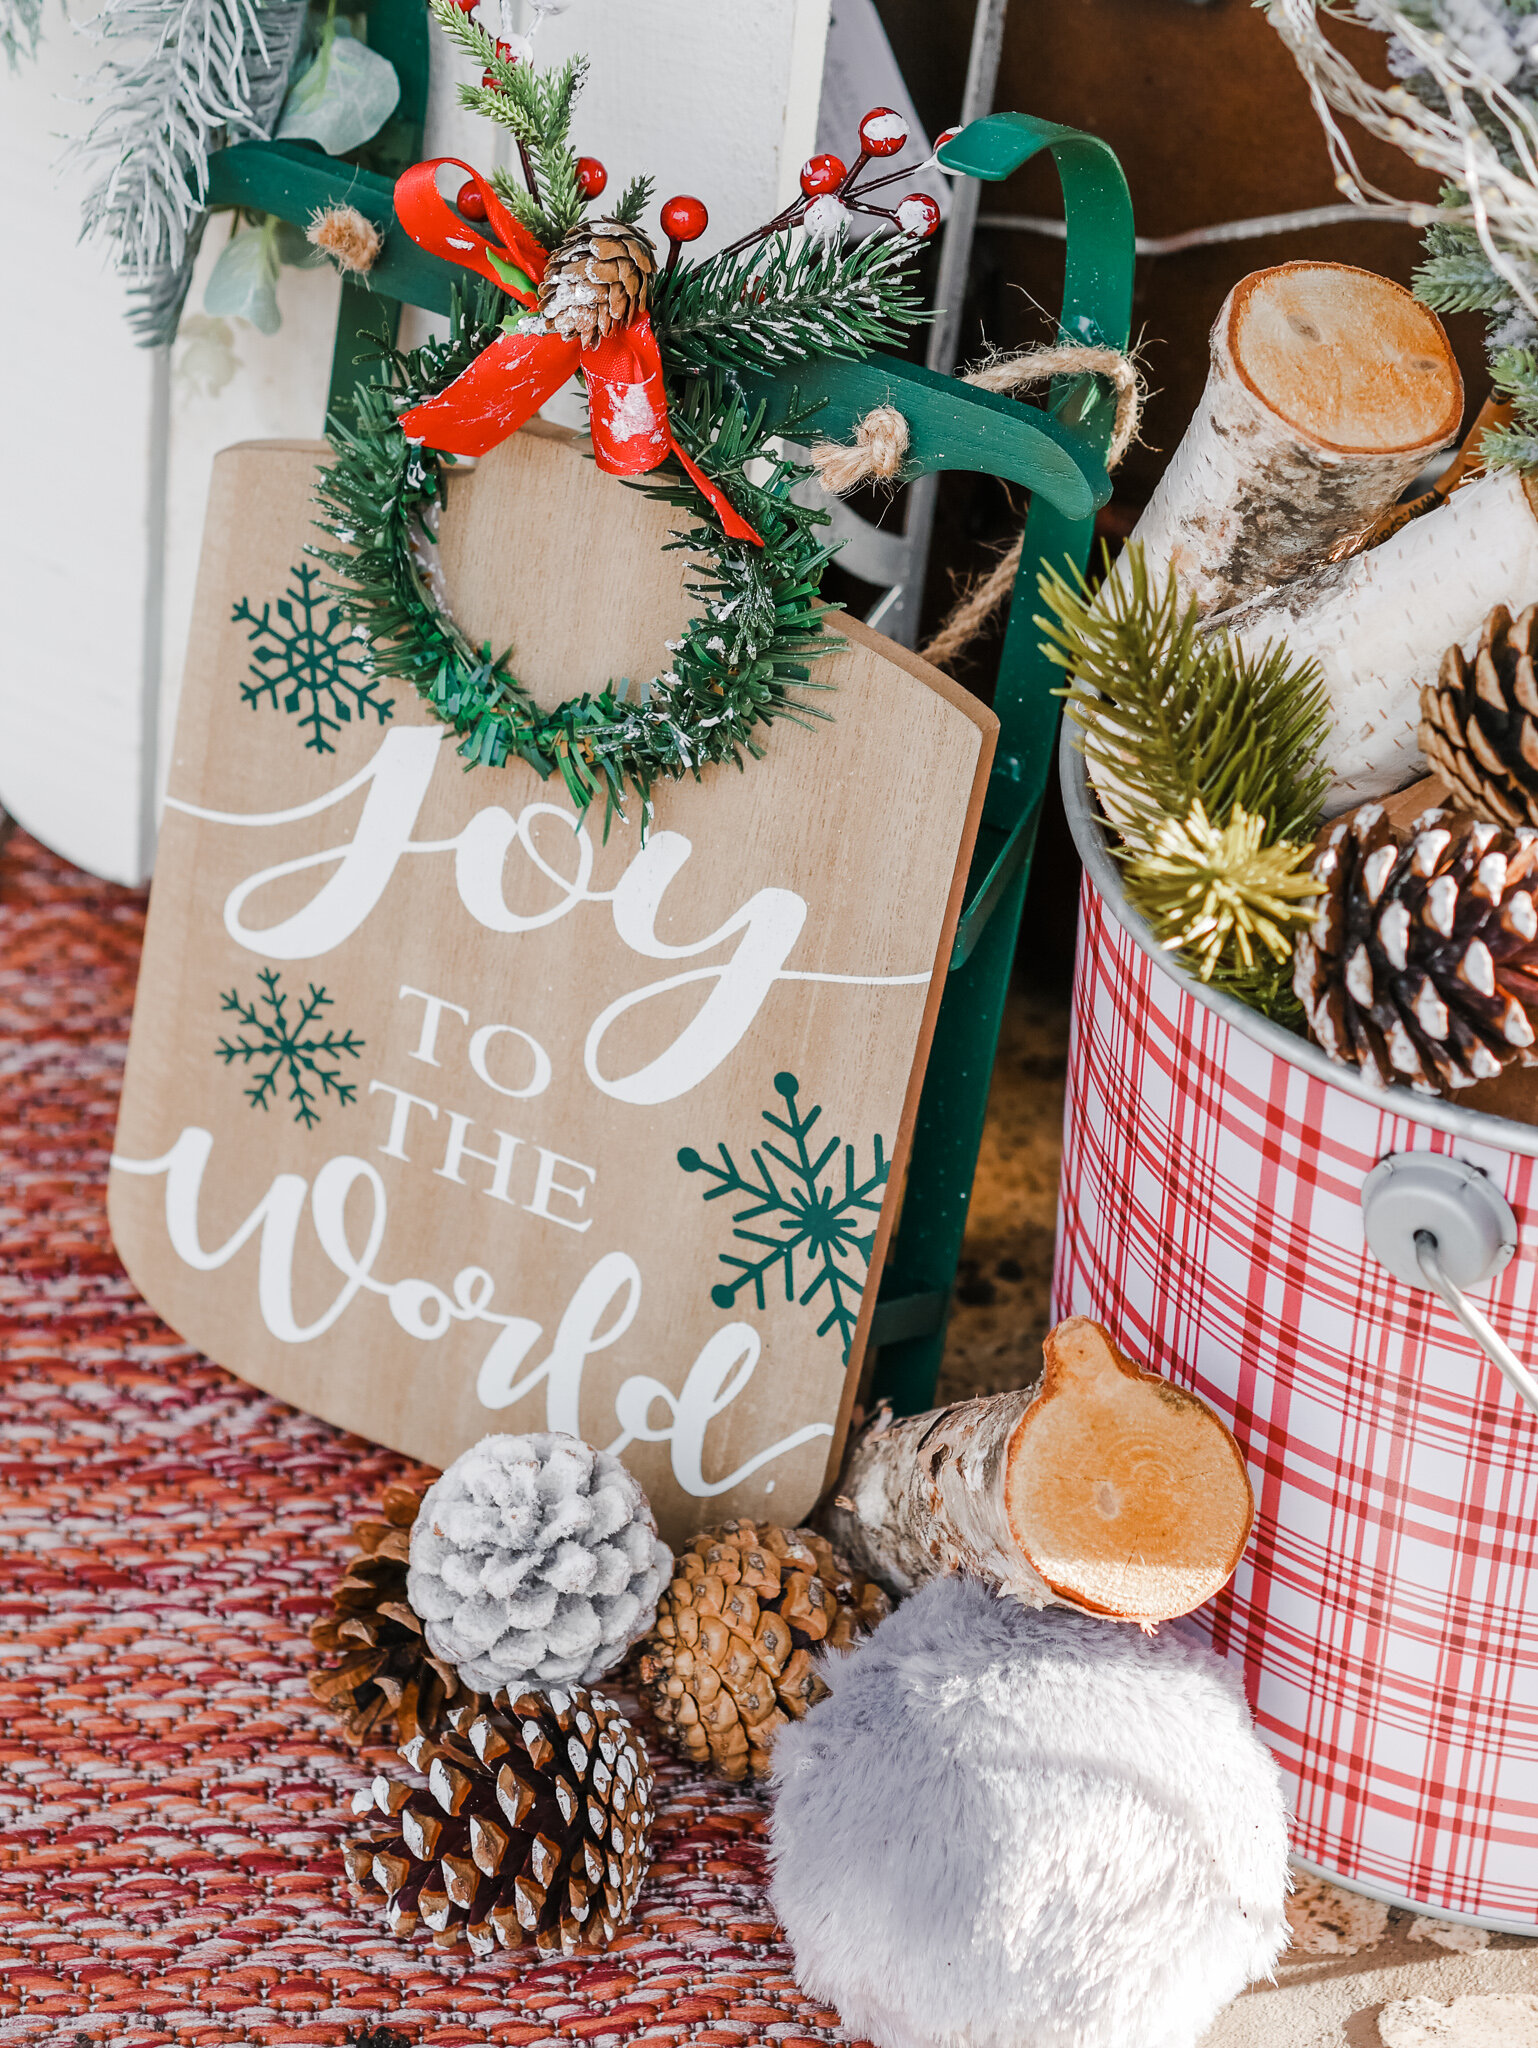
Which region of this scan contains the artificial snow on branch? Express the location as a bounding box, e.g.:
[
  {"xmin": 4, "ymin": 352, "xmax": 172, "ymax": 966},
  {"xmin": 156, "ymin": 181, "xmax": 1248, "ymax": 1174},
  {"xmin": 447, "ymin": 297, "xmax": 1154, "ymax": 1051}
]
[
  {"xmin": 1267, "ymin": 0, "xmax": 1538, "ymax": 470},
  {"xmin": 77, "ymin": 0, "xmax": 307, "ymax": 344}
]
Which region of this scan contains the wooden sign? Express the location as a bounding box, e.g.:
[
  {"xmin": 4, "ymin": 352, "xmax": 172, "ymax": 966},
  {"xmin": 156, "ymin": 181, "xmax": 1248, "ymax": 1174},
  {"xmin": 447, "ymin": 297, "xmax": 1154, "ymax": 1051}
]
[{"xmin": 108, "ymin": 432, "xmax": 996, "ymax": 1543}]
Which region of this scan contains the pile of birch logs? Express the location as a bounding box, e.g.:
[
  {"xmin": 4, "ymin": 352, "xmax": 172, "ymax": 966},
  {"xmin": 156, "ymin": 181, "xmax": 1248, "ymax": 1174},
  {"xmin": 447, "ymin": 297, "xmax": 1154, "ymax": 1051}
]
[{"xmin": 1110, "ymin": 258, "xmax": 1531, "ymax": 818}]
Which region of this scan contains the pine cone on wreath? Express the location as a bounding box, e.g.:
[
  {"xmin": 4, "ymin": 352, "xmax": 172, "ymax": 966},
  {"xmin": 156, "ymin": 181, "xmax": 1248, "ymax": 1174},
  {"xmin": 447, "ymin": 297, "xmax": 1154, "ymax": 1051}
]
[
  {"xmin": 1420, "ymin": 603, "xmax": 1538, "ymax": 829},
  {"xmin": 310, "ymin": 1482, "xmax": 481, "ymax": 1744},
  {"xmin": 636, "ymin": 1520, "xmax": 891, "ymax": 1783},
  {"xmin": 345, "ymin": 1688, "xmax": 654, "ymax": 1956},
  {"xmin": 537, "ymin": 219, "xmax": 657, "ymax": 346},
  {"xmin": 1293, "ymin": 803, "xmax": 1538, "ymax": 1093}
]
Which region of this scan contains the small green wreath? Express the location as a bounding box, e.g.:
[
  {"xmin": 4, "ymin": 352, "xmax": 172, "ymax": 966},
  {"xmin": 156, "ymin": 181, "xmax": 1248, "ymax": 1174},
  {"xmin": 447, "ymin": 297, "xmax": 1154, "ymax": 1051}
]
[{"xmin": 309, "ymin": 19, "xmax": 933, "ymax": 822}]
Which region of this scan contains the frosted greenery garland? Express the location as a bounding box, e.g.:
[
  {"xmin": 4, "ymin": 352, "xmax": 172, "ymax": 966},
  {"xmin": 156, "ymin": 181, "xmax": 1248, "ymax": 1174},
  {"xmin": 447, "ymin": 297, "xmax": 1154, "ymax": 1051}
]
[{"xmin": 311, "ymin": 283, "xmax": 850, "ymax": 822}]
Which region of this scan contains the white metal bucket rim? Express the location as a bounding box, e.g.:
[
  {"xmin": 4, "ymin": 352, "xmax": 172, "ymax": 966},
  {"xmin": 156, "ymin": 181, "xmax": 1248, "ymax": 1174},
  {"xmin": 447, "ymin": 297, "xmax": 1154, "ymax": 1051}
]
[{"xmin": 1058, "ymin": 724, "xmax": 1538, "ymax": 1161}]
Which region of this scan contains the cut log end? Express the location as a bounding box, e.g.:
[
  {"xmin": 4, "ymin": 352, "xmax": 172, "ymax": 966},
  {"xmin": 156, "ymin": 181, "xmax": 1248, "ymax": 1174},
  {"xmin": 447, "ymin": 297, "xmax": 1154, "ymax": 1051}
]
[
  {"xmin": 1003, "ymin": 1319, "xmax": 1254, "ymax": 1624},
  {"xmin": 1230, "ymin": 262, "xmax": 1462, "ymax": 457}
]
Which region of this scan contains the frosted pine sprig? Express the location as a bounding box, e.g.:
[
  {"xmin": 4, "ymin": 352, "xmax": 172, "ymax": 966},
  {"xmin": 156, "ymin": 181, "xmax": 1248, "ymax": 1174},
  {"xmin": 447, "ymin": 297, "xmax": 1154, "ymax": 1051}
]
[
  {"xmin": 77, "ymin": 0, "xmax": 307, "ymax": 342},
  {"xmin": 2, "ymin": 0, "xmax": 42, "ymax": 68}
]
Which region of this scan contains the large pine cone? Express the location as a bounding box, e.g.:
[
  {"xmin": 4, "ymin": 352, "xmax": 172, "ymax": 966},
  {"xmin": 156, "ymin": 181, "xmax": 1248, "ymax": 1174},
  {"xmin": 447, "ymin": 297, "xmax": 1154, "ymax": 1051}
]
[
  {"xmin": 636, "ymin": 1520, "xmax": 890, "ymax": 1783},
  {"xmin": 1421, "ymin": 604, "xmax": 1538, "ymax": 829},
  {"xmin": 1294, "ymin": 803, "xmax": 1538, "ymax": 1092},
  {"xmin": 310, "ymin": 1483, "xmax": 479, "ymax": 1745},
  {"xmin": 537, "ymin": 219, "xmax": 657, "ymax": 346},
  {"xmin": 345, "ymin": 1687, "xmax": 654, "ymax": 1957}
]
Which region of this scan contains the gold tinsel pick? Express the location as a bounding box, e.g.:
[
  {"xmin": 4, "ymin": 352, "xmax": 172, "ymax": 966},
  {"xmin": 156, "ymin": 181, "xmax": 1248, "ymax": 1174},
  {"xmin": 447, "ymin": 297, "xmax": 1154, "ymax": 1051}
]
[{"xmin": 1126, "ymin": 800, "xmax": 1321, "ymax": 980}]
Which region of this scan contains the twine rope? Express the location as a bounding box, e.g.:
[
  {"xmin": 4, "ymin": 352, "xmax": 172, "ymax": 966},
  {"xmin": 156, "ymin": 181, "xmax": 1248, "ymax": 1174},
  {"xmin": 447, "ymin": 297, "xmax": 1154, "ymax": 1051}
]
[{"xmin": 807, "ymin": 342, "xmax": 1143, "ymax": 670}]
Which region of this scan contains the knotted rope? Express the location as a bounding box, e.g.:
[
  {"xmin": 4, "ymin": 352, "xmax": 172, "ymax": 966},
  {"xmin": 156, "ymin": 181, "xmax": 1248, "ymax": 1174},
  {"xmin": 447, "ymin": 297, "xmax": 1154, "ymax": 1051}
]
[{"xmin": 807, "ymin": 342, "xmax": 1143, "ymax": 670}]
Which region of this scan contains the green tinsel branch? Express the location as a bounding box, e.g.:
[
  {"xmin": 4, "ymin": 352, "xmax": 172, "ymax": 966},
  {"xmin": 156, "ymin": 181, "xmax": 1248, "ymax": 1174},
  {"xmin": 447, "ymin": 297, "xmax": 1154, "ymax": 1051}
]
[{"xmin": 1039, "ymin": 543, "xmax": 1331, "ymax": 1019}]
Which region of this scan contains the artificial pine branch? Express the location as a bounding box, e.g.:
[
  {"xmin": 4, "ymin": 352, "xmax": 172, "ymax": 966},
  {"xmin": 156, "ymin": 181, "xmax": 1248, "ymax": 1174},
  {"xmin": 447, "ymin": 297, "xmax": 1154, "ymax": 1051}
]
[
  {"xmin": 428, "ymin": 0, "xmax": 591, "ymax": 245},
  {"xmin": 1040, "ymin": 544, "xmax": 1330, "ymax": 1017},
  {"xmin": 2, "ymin": 0, "xmax": 42, "ymax": 67},
  {"xmin": 488, "ymin": 166, "xmax": 551, "ymax": 242},
  {"xmin": 652, "ymin": 231, "xmax": 928, "ymax": 378},
  {"xmin": 78, "ymin": 0, "xmax": 307, "ymax": 344},
  {"xmin": 1483, "ymin": 343, "xmax": 1538, "ymax": 469},
  {"xmin": 611, "ymin": 175, "xmax": 653, "ymax": 227},
  {"xmin": 1124, "ymin": 800, "xmax": 1321, "ymax": 1013}
]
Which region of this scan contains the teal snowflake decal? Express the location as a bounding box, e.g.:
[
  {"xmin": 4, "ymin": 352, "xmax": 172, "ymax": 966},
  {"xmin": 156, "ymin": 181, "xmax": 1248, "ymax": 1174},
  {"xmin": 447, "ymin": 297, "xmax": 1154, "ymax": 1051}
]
[
  {"xmin": 679, "ymin": 1072, "xmax": 890, "ymax": 1362},
  {"xmin": 233, "ymin": 564, "xmax": 394, "ymax": 754},
  {"xmin": 216, "ymin": 968, "xmax": 365, "ymax": 1128}
]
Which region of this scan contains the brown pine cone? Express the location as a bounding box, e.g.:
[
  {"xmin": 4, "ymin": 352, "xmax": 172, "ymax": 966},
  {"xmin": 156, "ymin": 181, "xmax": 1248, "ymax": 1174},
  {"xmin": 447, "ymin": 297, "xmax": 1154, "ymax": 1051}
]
[
  {"xmin": 345, "ymin": 1687, "xmax": 653, "ymax": 1957},
  {"xmin": 1420, "ymin": 603, "xmax": 1538, "ymax": 829},
  {"xmin": 636, "ymin": 1519, "xmax": 890, "ymax": 1783},
  {"xmin": 537, "ymin": 219, "xmax": 657, "ymax": 346},
  {"xmin": 310, "ymin": 1483, "xmax": 480, "ymax": 1745},
  {"xmin": 1294, "ymin": 803, "xmax": 1538, "ymax": 1093}
]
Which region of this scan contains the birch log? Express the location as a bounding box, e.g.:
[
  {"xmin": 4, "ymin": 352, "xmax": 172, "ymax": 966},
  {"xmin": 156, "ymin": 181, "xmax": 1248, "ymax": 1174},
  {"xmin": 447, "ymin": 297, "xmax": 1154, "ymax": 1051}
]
[
  {"xmin": 1214, "ymin": 467, "xmax": 1538, "ymax": 816},
  {"xmin": 1124, "ymin": 263, "xmax": 1462, "ymax": 617},
  {"xmin": 821, "ymin": 1319, "xmax": 1254, "ymax": 1624}
]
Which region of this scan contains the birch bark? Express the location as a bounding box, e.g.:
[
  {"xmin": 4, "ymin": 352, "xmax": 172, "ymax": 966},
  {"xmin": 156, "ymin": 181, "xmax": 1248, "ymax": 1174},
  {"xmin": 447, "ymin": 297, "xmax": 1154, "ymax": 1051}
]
[
  {"xmin": 823, "ymin": 1319, "xmax": 1254, "ymax": 1623},
  {"xmin": 1215, "ymin": 469, "xmax": 1538, "ymax": 815}
]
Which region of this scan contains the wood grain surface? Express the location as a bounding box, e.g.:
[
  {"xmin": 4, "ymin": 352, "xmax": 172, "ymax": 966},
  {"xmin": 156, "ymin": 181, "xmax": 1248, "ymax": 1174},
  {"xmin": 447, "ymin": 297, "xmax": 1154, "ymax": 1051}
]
[{"xmin": 108, "ymin": 431, "xmax": 996, "ymax": 1543}]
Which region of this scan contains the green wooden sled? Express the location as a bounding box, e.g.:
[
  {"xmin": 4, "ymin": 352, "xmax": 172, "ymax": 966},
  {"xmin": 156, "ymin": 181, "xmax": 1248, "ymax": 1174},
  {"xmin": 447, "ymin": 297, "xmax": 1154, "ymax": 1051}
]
[{"xmin": 207, "ymin": 6, "xmax": 1134, "ymax": 1416}]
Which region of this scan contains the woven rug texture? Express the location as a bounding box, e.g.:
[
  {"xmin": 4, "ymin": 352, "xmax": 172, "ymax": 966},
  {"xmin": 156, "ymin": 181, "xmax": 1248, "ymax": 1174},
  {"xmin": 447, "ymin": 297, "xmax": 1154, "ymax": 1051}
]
[{"xmin": 0, "ymin": 826, "xmax": 858, "ymax": 2046}]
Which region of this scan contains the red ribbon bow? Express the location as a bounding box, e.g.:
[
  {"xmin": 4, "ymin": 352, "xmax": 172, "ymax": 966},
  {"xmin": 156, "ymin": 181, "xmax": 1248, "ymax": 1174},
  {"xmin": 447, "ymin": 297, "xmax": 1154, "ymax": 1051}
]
[{"xmin": 393, "ymin": 160, "xmax": 762, "ymax": 545}]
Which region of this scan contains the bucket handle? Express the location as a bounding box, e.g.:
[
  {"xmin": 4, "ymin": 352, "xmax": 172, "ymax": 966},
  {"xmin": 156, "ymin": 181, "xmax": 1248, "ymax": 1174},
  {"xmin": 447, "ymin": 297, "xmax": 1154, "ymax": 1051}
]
[{"xmin": 1361, "ymin": 1154, "xmax": 1538, "ymax": 1422}]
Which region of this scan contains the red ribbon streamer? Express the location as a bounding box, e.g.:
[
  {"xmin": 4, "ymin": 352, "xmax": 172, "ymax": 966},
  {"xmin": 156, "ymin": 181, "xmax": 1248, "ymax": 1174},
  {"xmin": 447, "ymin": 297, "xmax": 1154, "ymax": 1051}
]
[{"xmin": 393, "ymin": 161, "xmax": 762, "ymax": 546}]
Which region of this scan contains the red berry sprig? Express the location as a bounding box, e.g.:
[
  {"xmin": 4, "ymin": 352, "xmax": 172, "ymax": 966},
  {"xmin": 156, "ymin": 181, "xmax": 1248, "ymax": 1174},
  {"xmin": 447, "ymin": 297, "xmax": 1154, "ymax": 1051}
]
[
  {"xmin": 660, "ymin": 194, "xmax": 708, "ymax": 276},
  {"xmin": 576, "ymin": 156, "xmax": 607, "ymax": 199},
  {"xmin": 799, "ymin": 154, "xmax": 845, "ymax": 196},
  {"xmin": 721, "ymin": 105, "xmax": 943, "ymax": 255},
  {"xmin": 457, "ymin": 180, "xmax": 489, "ymax": 222}
]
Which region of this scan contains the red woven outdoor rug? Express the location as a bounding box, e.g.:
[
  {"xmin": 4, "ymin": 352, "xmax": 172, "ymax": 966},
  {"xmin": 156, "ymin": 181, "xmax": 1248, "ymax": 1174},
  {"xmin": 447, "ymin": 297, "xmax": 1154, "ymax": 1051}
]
[{"xmin": 0, "ymin": 826, "xmax": 854, "ymax": 2047}]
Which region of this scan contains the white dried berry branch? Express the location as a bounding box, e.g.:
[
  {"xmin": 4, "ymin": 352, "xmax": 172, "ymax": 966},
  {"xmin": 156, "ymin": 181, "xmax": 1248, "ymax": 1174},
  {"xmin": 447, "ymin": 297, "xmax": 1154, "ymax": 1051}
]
[{"xmin": 1265, "ymin": 0, "xmax": 1538, "ymax": 321}]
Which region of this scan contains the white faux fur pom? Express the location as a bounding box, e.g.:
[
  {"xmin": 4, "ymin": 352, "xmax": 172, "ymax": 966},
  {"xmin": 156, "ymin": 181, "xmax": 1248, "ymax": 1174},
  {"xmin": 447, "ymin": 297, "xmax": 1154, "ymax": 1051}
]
[{"xmin": 769, "ymin": 1577, "xmax": 1289, "ymax": 2048}]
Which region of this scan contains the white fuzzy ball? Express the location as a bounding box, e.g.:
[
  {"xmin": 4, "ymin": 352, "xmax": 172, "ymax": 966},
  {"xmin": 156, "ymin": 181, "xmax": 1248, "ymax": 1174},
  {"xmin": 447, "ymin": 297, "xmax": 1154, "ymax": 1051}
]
[
  {"xmin": 407, "ymin": 1432, "xmax": 672, "ymax": 1693},
  {"xmin": 770, "ymin": 1577, "xmax": 1289, "ymax": 2048}
]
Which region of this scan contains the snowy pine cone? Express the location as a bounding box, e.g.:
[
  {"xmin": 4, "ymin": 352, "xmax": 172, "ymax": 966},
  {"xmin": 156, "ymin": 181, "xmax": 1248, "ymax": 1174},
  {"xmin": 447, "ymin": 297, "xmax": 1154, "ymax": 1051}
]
[{"xmin": 407, "ymin": 1434, "xmax": 672, "ymax": 1692}]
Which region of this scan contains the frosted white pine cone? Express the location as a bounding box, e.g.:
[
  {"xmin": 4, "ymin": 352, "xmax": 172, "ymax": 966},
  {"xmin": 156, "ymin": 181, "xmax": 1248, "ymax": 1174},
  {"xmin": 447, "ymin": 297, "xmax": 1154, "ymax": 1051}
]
[{"xmin": 407, "ymin": 1432, "xmax": 672, "ymax": 1692}]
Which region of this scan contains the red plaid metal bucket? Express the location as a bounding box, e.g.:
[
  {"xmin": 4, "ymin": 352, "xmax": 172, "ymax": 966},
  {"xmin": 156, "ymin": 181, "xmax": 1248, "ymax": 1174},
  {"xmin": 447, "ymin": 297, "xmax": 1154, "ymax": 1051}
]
[{"xmin": 1055, "ymin": 738, "xmax": 1538, "ymax": 1933}]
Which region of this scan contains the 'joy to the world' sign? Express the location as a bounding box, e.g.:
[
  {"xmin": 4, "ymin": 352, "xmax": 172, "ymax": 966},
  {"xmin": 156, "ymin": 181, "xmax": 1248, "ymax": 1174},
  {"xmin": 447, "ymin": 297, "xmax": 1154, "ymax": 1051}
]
[{"xmin": 109, "ymin": 432, "xmax": 996, "ymax": 1541}]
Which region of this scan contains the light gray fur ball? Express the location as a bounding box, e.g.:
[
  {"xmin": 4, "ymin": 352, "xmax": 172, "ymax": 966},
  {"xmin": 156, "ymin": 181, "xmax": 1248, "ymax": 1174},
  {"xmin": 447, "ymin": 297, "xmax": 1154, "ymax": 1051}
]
[
  {"xmin": 770, "ymin": 1576, "xmax": 1289, "ymax": 2048},
  {"xmin": 407, "ymin": 1432, "xmax": 672, "ymax": 1692}
]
